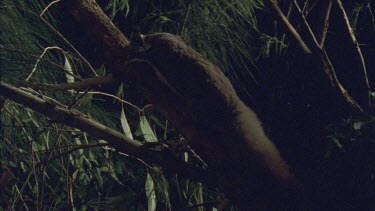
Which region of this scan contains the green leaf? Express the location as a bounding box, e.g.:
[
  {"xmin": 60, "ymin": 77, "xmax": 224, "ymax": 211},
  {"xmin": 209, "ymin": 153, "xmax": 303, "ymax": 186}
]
[
  {"xmin": 72, "ymin": 169, "xmax": 79, "ymax": 181},
  {"xmin": 145, "ymin": 173, "xmax": 157, "ymax": 211},
  {"xmin": 94, "ymin": 167, "xmax": 103, "ymax": 189},
  {"xmin": 20, "ymin": 162, "xmax": 27, "ymax": 173},
  {"xmin": 139, "ymin": 116, "xmax": 157, "ymax": 142},
  {"xmin": 64, "ymin": 55, "xmax": 74, "ymax": 83},
  {"xmin": 121, "ymin": 106, "xmax": 133, "ymax": 139}
]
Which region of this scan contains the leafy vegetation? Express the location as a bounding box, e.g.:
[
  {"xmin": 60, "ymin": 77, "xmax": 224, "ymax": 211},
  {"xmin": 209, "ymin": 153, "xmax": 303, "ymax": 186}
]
[{"xmin": 1, "ymin": 0, "xmax": 375, "ymax": 210}]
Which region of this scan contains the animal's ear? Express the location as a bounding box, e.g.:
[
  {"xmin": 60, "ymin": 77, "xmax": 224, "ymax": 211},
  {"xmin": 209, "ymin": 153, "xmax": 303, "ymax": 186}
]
[{"xmin": 140, "ymin": 33, "xmax": 152, "ymax": 50}]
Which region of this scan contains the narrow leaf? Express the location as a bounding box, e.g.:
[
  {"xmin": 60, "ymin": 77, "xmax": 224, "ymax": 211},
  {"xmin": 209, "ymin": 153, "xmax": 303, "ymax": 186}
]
[
  {"xmin": 64, "ymin": 55, "xmax": 74, "ymax": 83},
  {"xmin": 145, "ymin": 173, "xmax": 157, "ymax": 211},
  {"xmin": 139, "ymin": 116, "xmax": 157, "ymax": 142},
  {"xmin": 121, "ymin": 106, "xmax": 133, "ymax": 139}
]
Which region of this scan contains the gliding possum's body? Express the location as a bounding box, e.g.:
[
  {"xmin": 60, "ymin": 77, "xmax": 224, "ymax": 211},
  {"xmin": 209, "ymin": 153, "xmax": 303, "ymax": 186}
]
[{"xmin": 128, "ymin": 33, "xmax": 306, "ymax": 209}]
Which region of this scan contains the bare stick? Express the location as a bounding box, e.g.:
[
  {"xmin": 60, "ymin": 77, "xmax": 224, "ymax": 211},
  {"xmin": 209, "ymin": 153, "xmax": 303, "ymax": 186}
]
[
  {"xmin": 40, "ymin": 0, "xmax": 61, "ymax": 16},
  {"xmin": 293, "ymin": 0, "xmax": 320, "ymax": 49},
  {"xmin": 25, "ymin": 74, "xmax": 115, "ymax": 91},
  {"xmin": 26, "ymin": 46, "xmax": 63, "ymax": 81},
  {"xmin": 271, "ymin": 0, "xmax": 363, "ymax": 112},
  {"xmin": 268, "ymin": 0, "xmax": 312, "ymax": 53},
  {"xmin": 335, "ymin": 0, "xmax": 370, "ymax": 104},
  {"xmin": 320, "ymin": 0, "xmax": 333, "ymax": 47},
  {"xmin": 11, "ymin": 3, "xmax": 99, "ymax": 76},
  {"xmin": 37, "ymin": 143, "xmax": 109, "ymax": 167},
  {"xmin": 85, "ymin": 91, "xmax": 141, "ymax": 111}
]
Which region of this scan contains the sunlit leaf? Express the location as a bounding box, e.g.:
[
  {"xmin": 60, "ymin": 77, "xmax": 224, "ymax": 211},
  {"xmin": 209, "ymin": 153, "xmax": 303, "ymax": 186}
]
[
  {"xmin": 139, "ymin": 116, "xmax": 157, "ymax": 142},
  {"xmin": 121, "ymin": 106, "xmax": 133, "ymax": 139},
  {"xmin": 145, "ymin": 173, "xmax": 157, "ymax": 211},
  {"xmin": 64, "ymin": 55, "xmax": 74, "ymax": 83}
]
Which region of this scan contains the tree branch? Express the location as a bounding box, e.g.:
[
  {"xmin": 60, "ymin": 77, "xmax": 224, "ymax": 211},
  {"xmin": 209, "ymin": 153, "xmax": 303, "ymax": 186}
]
[
  {"xmin": 37, "ymin": 143, "xmax": 109, "ymax": 167},
  {"xmin": 0, "ymin": 81, "xmax": 209, "ymax": 183},
  {"xmin": 269, "ymin": 0, "xmax": 363, "ymax": 113},
  {"xmin": 335, "ymin": 0, "xmax": 371, "ymax": 107},
  {"xmin": 24, "ymin": 74, "xmax": 115, "ymax": 91},
  {"xmin": 0, "ymin": 81, "xmax": 142, "ymax": 153},
  {"xmin": 267, "ymin": 0, "xmax": 312, "ymax": 53},
  {"xmin": 319, "ymin": 0, "xmax": 333, "ymax": 47}
]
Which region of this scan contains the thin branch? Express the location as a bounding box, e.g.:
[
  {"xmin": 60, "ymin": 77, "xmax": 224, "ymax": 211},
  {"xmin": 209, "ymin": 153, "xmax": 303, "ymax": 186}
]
[
  {"xmin": 319, "ymin": 0, "xmax": 333, "ymax": 47},
  {"xmin": 302, "ymin": 0, "xmax": 320, "ymax": 17},
  {"xmin": 267, "ymin": 0, "xmax": 312, "ymax": 53},
  {"xmin": 368, "ymin": 2, "xmax": 375, "ymax": 31},
  {"xmin": 321, "ymin": 50, "xmax": 364, "ymax": 112},
  {"xmin": 270, "ymin": 0, "xmax": 363, "ymax": 112},
  {"xmin": 37, "ymin": 143, "xmax": 109, "ymax": 167},
  {"xmin": 26, "ymin": 46, "xmax": 63, "ymax": 81},
  {"xmin": 36, "ymin": 143, "xmax": 109, "ymax": 153},
  {"xmin": 85, "ymin": 91, "xmax": 141, "ymax": 111},
  {"xmin": 293, "ymin": 0, "xmax": 320, "ymax": 49},
  {"xmin": 4, "ymin": 107, "xmax": 33, "ymax": 142},
  {"xmin": 40, "ymin": 0, "xmax": 61, "ymax": 17},
  {"xmin": 23, "ymin": 74, "xmax": 141, "ymax": 110},
  {"xmin": 0, "ymin": 45, "xmax": 68, "ymax": 72},
  {"xmin": 19, "ymin": 87, "xmax": 67, "ymax": 107},
  {"xmin": 38, "ymin": 15, "xmax": 99, "ymax": 77},
  {"xmin": 24, "ymin": 74, "xmax": 115, "ymax": 91},
  {"xmin": 335, "ymin": 0, "xmax": 370, "ymax": 104},
  {"xmin": 11, "ymin": 3, "xmax": 98, "ymax": 76}
]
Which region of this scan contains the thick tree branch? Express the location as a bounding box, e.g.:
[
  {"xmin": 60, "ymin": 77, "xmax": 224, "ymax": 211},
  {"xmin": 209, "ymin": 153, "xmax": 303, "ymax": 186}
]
[
  {"xmin": 60, "ymin": 0, "xmax": 133, "ymax": 67},
  {"xmin": 0, "ymin": 81, "xmax": 141, "ymax": 153}
]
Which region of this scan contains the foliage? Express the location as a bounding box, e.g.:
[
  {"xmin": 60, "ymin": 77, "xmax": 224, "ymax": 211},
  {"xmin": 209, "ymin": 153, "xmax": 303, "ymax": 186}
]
[
  {"xmin": 321, "ymin": 116, "xmax": 375, "ymax": 209},
  {"xmin": 1, "ymin": 0, "xmax": 375, "ymax": 210},
  {"xmin": 0, "ymin": 1, "xmax": 224, "ymax": 209}
]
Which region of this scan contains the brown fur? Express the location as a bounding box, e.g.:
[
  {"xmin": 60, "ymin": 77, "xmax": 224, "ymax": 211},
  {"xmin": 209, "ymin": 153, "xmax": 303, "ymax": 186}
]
[{"xmin": 126, "ymin": 33, "xmax": 307, "ymax": 209}]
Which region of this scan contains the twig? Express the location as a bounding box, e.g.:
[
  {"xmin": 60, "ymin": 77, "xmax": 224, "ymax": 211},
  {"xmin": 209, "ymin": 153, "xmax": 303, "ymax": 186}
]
[
  {"xmin": 24, "ymin": 74, "xmax": 115, "ymax": 91},
  {"xmin": 321, "ymin": 50, "xmax": 363, "ymax": 112},
  {"xmin": 0, "ymin": 45, "xmax": 68, "ymax": 71},
  {"xmin": 180, "ymin": 3, "xmax": 192, "ymax": 36},
  {"xmin": 367, "ymin": 3, "xmax": 375, "ymax": 31},
  {"xmin": 40, "ymin": 0, "xmax": 61, "ymax": 17},
  {"xmin": 293, "ymin": 0, "xmax": 320, "ymax": 49},
  {"xmin": 270, "ymin": 0, "xmax": 363, "ymax": 112},
  {"xmin": 23, "ymin": 74, "xmax": 141, "ymax": 110},
  {"xmin": 11, "ymin": 3, "xmax": 98, "ymax": 77},
  {"xmin": 19, "ymin": 87, "xmax": 67, "ymax": 107},
  {"xmin": 319, "ymin": 0, "xmax": 333, "ymax": 47},
  {"xmin": 267, "ymin": 0, "xmax": 312, "ymax": 53},
  {"xmin": 84, "ymin": 91, "xmax": 141, "ymax": 111},
  {"xmin": 37, "ymin": 143, "xmax": 109, "ymax": 167},
  {"xmin": 36, "ymin": 143, "xmax": 108, "ymax": 153},
  {"xmin": 302, "ymin": 0, "xmax": 320, "ymax": 17},
  {"xmin": 26, "ymin": 46, "xmax": 63, "ymax": 81},
  {"xmin": 335, "ymin": 0, "xmax": 370, "ymax": 105}
]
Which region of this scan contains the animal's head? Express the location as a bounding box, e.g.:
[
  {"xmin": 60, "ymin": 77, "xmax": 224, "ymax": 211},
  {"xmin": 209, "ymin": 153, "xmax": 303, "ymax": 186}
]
[{"xmin": 140, "ymin": 33, "xmax": 184, "ymax": 50}]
